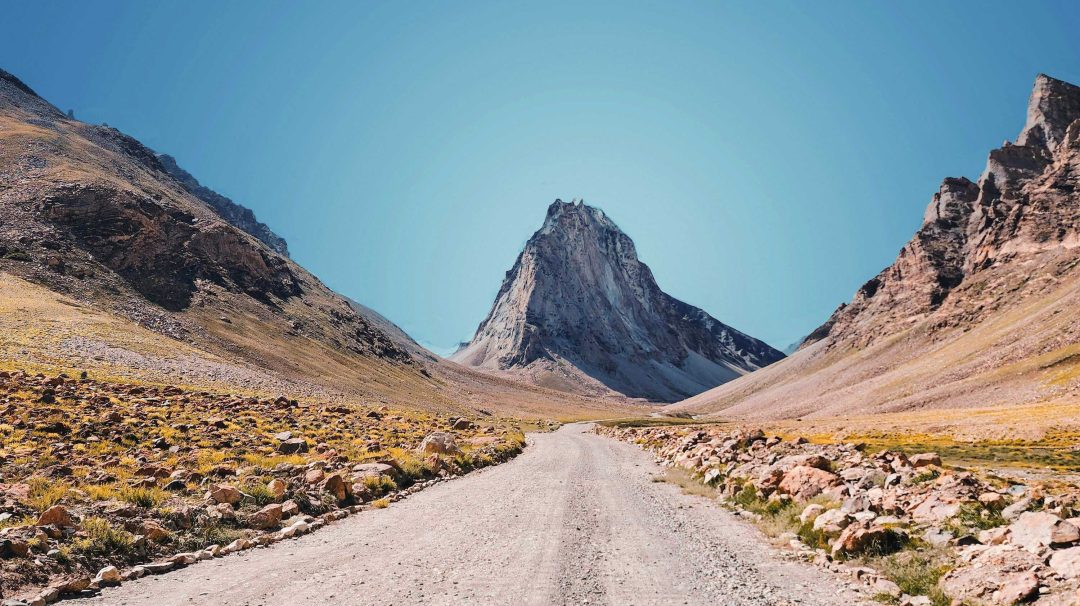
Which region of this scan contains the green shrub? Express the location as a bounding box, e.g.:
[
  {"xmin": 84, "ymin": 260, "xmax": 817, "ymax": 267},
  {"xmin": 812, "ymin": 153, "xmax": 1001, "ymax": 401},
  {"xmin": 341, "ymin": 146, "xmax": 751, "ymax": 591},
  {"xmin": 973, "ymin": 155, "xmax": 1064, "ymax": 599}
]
[
  {"xmin": 117, "ymin": 485, "xmax": 169, "ymax": 508},
  {"xmin": 73, "ymin": 517, "xmax": 135, "ymax": 556}
]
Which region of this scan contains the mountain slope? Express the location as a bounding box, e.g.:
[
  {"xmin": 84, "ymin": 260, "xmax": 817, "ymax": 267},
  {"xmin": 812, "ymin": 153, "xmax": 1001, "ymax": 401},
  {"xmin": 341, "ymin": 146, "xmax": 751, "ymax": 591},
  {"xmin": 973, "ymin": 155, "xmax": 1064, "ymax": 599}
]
[
  {"xmin": 674, "ymin": 74, "xmax": 1080, "ymax": 420},
  {"xmin": 0, "ymin": 67, "xmax": 636, "ymax": 419},
  {"xmin": 452, "ymin": 200, "xmax": 784, "ymax": 402}
]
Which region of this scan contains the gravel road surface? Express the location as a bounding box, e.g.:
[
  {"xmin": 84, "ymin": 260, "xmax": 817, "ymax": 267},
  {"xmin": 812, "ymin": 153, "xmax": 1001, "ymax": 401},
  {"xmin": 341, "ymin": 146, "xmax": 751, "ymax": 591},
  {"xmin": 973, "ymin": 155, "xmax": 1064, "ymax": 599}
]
[{"xmin": 86, "ymin": 424, "xmax": 868, "ymax": 605}]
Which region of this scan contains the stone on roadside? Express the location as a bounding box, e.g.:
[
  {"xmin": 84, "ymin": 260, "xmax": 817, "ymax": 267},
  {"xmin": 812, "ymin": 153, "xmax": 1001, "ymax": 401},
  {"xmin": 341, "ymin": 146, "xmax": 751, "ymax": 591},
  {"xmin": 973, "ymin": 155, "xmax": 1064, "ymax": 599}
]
[
  {"xmin": 418, "ymin": 432, "xmax": 461, "ymax": 455},
  {"xmin": 93, "ymin": 565, "xmax": 121, "ymax": 587}
]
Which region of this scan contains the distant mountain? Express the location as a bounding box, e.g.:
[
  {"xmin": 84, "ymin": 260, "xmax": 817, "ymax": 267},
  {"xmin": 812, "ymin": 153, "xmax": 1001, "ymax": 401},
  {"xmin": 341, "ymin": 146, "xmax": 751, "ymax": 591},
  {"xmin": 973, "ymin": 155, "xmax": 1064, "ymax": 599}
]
[
  {"xmin": 674, "ymin": 74, "xmax": 1080, "ymax": 419},
  {"xmin": 452, "ymin": 199, "xmax": 784, "ymax": 402}
]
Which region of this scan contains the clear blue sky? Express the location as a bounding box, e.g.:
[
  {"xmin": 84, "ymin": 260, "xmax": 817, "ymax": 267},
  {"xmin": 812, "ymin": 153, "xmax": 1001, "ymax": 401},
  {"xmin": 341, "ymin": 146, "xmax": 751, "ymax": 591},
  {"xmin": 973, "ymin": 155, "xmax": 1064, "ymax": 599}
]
[{"xmin": 5, "ymin": 1, "xmax": 1080, "ymax": 352}]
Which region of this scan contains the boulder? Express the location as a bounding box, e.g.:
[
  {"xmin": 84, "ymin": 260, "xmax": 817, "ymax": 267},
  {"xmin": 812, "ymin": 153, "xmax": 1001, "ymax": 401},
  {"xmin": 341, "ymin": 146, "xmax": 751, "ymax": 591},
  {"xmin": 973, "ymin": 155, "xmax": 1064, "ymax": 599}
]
[
  {"xmin": 910, "ymin": 493, "xmax": 961, "ymax": 524},
  {"xmin": 1008, "ymin": 511, "xmax": 1079, "ymax": 552},
  {"xmin": 418, "ymin": 432, "xmax": 461, "ymax": 455},
  {"xmin": 777, "ymin": 465, "xmax": 842, "ymax": 501},
  {"xmin": 909, "ymin": 453, "xmax": 942, "ymax": 468},
  {"xmin": 268, "ymin": 478, "xmax": 287, "ymax": 499},
  {"xmin": 36, "ymin": 505, "xmax": 74, "ymax": 528},
  {"xmin": 940, "ymin": 545, "xmax": 1044, "ymax": 605},
  {"xmin": 248, "ymin": 503, "xmax": 283, "ymax": 530},
  {"xmin": 140, "ymin": 519, "xmax": 171, "ymax": 543},
  {"xmin": 813, "ymin": 508, "xmax": 853, "ymax": 536},
  {"xmin": 978, "ymin": 492, "xmax": 1006, "ymax": 507},
  {"xmin": 207, "ymin": 484, "xmax": 242, "ymax": 506},
  {"xmin": 278, "ymin": 438, "xmax": 309, "ymax": 455},
  {"xmin": 800, "ymin": 504, "xmax": 826, "ymax": 525},
  {"xmin": 1050, "ymin": 545, "xmax": 1080, "ymax": 579},
  {"xmin": 831, "ymin": 524, "xmax": 904, "ymax": 557},
  {"xmin": 322, "ymin": 473, "xmax": 351, "ymax": 503},
  {"xmin": 93, "ymin": 565, "xmax": 121, "ymax": 587}
]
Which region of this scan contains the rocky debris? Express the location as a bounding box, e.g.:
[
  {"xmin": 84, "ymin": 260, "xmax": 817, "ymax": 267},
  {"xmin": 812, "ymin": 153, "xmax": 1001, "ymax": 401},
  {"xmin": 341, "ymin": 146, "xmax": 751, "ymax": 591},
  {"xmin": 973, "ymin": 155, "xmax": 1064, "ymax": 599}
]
[
  {"xmin": 451, "ymin": 199, "xmax": 784, "ymax": 402},
  {"xmin": 599, "ymin": 424, "xmax": 1080, "ymax": 605},
  {"xmin": 0, "ymin": 368, "xmax": 525, "ymax": 599}
]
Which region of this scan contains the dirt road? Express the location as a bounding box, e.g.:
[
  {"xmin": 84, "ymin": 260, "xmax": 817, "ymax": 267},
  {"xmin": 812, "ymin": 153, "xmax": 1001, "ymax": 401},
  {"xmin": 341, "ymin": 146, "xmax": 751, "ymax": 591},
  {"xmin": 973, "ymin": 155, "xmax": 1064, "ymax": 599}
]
[{"xmin": 87, "ymin": 424, "xmax": 867, "ymax": 605}]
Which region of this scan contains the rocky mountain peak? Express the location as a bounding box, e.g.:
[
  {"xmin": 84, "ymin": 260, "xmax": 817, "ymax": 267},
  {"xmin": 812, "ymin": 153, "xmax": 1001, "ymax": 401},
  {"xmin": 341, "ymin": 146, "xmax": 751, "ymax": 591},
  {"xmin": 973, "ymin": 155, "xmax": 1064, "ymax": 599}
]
[
  {"xmin": 1017, "ymin": 73, "xmax": 1080, "ymax": 154},
  {"xmin": 452, "ymin": 199, "xmax": 784, "ymax": 402},
  {"xmin": 803, "ymin": 73, "xmax": 1080, "ymax": 352}
]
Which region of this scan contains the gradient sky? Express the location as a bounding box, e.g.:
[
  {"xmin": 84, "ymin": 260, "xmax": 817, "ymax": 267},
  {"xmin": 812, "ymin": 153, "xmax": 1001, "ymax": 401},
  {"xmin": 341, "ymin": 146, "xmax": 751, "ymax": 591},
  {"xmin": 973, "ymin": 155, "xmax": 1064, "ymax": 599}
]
[{"xmin": 5, "ymin": 1, "xmax": 1080, "ymax": 353}]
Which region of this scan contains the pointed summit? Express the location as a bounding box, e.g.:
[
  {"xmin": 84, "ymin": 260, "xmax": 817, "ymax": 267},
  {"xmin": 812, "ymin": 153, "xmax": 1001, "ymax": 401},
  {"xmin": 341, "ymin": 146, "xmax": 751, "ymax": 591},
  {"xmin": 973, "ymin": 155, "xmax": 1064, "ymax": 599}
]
[
  {"xmin": 452, "ymin": 200, "xmax": 784, "ymax": 402},
  {"xmin": 1017, "ymin": 73, "xmax": 1080, "ymax": 153}
]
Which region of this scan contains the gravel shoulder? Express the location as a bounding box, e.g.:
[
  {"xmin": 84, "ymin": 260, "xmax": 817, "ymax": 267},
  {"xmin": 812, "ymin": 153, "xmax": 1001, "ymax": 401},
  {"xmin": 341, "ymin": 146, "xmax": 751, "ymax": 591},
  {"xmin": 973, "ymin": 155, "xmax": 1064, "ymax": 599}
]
[{"xmin": 85, "ymin": 424, "xmax": 868, "ymax": 606}]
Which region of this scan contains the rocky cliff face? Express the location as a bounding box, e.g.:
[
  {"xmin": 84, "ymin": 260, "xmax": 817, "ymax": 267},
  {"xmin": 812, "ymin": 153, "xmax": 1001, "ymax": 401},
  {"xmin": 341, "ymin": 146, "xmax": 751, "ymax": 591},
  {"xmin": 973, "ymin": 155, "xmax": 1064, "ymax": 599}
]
[
  {"xmin": 452, "ymin": 200, "xmax": 784, "ymax": 401},
  {"xmin": 156, "ymin": 153, "xmax": 290, "ymax": 258},
  {"xmin": 676, "ymin": 74, "xmax": 1080, "ymax": 420},
  {"xmin": 804, "ymin": 74, "xmax": 1080, "ymax": 352}
]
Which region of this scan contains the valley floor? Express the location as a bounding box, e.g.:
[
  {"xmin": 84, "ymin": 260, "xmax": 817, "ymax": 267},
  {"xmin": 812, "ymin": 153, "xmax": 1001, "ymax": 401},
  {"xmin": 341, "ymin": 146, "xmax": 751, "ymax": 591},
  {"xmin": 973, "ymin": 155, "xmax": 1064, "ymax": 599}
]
[{"xmin": 83, "ymin": 424, "xmax": 868, "ymax": 606}]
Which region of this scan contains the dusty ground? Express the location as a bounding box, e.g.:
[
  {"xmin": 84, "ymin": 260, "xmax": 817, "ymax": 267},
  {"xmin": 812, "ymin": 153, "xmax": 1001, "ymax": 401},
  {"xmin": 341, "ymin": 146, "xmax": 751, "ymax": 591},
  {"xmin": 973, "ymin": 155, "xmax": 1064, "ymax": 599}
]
[{"xmin": 82, "ymin": 425, "xmax": 868, "ymax": 606}]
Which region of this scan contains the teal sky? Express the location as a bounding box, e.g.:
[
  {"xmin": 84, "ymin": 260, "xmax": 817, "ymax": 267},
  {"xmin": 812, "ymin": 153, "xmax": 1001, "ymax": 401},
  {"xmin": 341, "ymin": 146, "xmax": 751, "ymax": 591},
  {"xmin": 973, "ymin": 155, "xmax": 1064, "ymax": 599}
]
[{"xmin": 5, "ymin": 1, "xmax": 1080, "ymax": 353}]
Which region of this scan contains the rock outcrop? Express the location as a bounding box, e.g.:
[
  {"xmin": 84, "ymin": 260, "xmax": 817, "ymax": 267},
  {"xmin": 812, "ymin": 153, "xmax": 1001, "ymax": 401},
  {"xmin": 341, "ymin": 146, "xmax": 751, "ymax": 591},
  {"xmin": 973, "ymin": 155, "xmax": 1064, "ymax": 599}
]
[
  {"xmin": 156, "ymin": 153, "xmax": 290, "ymax": 258},
  {"xmin": 452, "ymin": 200, "xmax": 784, "ymax": 401},
  {"xmin": 804, "ymin": 74, "xmax": 1080, "ymax": 351}
]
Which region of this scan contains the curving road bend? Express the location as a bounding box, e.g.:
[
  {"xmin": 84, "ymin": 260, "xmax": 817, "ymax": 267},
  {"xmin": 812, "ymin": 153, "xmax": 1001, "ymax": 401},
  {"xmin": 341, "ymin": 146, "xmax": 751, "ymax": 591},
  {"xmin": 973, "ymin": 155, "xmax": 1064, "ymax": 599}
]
[{"xmin": 86, "ymin": 424, "xmax": 868, "ymax": 606}]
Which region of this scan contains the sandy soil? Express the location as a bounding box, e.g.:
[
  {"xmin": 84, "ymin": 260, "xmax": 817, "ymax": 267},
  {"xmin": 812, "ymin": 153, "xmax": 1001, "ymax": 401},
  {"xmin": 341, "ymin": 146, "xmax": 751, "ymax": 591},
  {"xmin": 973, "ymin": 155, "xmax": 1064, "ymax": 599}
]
[{"xmin": 84, "ymin": 425, "xmax": 868, "ymax": 606}]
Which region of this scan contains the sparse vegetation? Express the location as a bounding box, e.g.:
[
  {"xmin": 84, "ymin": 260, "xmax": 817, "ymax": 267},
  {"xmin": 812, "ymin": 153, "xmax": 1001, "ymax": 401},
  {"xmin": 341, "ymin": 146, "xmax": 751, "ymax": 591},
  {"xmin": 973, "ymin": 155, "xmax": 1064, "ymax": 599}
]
[
  {"xmin": 73, "ymin": 517, "xmax": 136, "ymax": 556},
  {"xmin": 861, "ymin": 546, "xmax": 953, "ymax": 606}
]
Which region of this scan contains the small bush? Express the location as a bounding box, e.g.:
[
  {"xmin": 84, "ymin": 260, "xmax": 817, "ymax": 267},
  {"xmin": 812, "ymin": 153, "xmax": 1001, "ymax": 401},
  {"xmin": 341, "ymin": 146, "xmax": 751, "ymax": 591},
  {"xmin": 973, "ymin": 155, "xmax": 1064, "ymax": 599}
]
[
  {"xmin": 911, "ymin": 470, "xmax": 940, "ymax": 484},
  {"xmin": 73, "ymin": 517, "xmax": 135, "ymax": 556},
  {"xmin": 117, "ymin": 485, "xmax": 169, "ymax": 508},
  {"xmin": 948, "ymin": 502, "xmax": 1006, "ymax": 532},
  {"xmin": 27, "ymin": 477, "xmax": 69, "ymax": 511},
  {"xmin": 175, "ymin": 522, "xmax": 246, "ymax": 553},
  {"xmin": 863, "ymin": 546, "xmax": 953, "ymax": 606},
  {"xmin": 733, "ymin": 484, "xmax": 761, "ymax": 509},
  {"xmin": 241, "ymin": 481, "xmax": 278, "ymax": 507},
  {"xmin": 797, "ymin": 521, "xmax": 830, "ymax": 550},
  {"xmin": 371, "ymin": 497, "xmax": 391, "ymax": 509},
  {"xmin": 362, "ymin": 475, "xmax": 396, "ymax": 497}
]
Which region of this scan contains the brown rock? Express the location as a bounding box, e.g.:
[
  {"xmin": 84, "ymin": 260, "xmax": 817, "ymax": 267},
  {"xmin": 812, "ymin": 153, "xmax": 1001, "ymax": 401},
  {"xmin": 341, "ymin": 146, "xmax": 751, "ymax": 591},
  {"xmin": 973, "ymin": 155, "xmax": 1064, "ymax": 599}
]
[
  {"xmin": 278, "ymin": 438, "xmax": 309, "ymax": 454},
  {"xmin": 777, "ymin": 465, "xmax": 842, "ymax": 501},
  {"xmin": 207, "ymin": 483, "xmax": 243, "ymax": 506},
  {"xmin": 36, "ymin": 505, "xmax": 75, "ymax": 528},
  {"xmin": 909, "ymin": 453, "xmax": 942, "ymax": 468},
  {"xmin": 248, "ymin": 503, "xmax": 283, "ymax": 530},
  {"xmin": 323, "ymin": 473, "xmax": 350, "ymax": 503},
  {"xmin": 831, "ymin": 524, "xmax": 904, "ymax": 557},
  {"xmin": 268, "ymin": 478, "xmax": 287, "ymax": 499}
]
